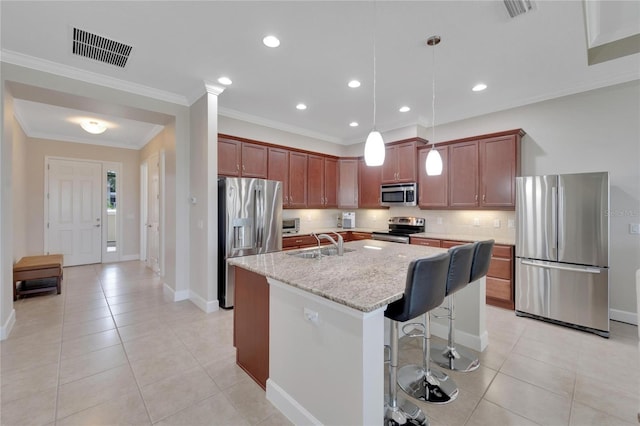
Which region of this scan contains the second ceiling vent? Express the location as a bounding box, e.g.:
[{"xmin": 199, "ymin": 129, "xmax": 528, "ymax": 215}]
[{"xmin": 72, "ymin": 27, "xmax": 133, "ymax": 68}]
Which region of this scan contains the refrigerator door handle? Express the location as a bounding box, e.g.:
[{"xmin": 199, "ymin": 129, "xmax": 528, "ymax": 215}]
[
  {"xmin": 520, "ymin": 259, "xmax": 601, "ymax": 274},
  {"xmin": 254, "ymin": 187, "xmax": 263, "ymax": 249},
  {"xmin": 558, "ymin": 186, "xmax": 564, "ymax": 252},
  {"xmin": 551, "ymin": 186, "xmax": 557, "ymax": 257}
]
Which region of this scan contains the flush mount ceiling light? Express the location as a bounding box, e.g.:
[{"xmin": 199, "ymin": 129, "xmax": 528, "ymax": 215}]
[
  {"xmin": 80, "ymin": 120, "xmax": 107, "ymax": 135},
  {"xmin": 348, "ymin": 80, "xmax": 361, "ymax": 88},
  {"xmin": 217, "ymin": 76, "xmax": 232, "ymax": 86},
  {"xmin": 472, "ymin": 83, "xmax": 487, "ymax": 92},
  {"xmin": 296, "ymin": 103, "xmax": 307, "ymax": 110},
  {"xmin": 425, "ymin": 35, "xmax": 443, "ymax": 176},
  {"xmin": 364, "ymin": 2, "xmax": 385, "ymax": 167},
  {"xmin": 399, "ymin": 106, "xmax": 411, "ymax": 112},
  {"xmin": 350, "ymin": 122, "xmax": 359, "ymax": 127},
  {"xmin": 263, "ymin": 35, "xmax": 280, "ymax": 48}
]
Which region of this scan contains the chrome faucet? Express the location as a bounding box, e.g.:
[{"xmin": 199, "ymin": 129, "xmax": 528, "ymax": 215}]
[{"xmin": 314, "ymin": 232, "xmax": 344, "ymax": 256}]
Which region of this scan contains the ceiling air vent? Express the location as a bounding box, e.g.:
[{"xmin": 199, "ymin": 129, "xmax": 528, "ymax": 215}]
[
  {"xmin": 503, "ymin": 0, "xmax": 534, "ymax": 18},
  {"xmin": 72, "ymin": 27, "xmax": 132, "ymax": 68}
]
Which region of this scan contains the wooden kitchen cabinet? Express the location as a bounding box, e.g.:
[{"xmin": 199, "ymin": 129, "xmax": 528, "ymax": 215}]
[
  {"xmin": 350, "ymin": 231, "xmax": 372, "ymax": 240},
  {"xmin": 447, "ymin": 131, "xmax": 522, "ymax": 210},
  {"xmin": 307, "ymin": 155, "xmax": 338, "ymax": 208},
  {"xmin": 418, "ymin": 146, "xmax": 449, "ymax": 208},
  {"xmin": 338, "ymin": 159, "xmax": 359, "ymax": 208},
  {"xmin": 288, "ymin": 152, "xmax": 308, "ymax": 208},
  {"xmin": 381, "ymin": 140, "xmax": 425, "ymax": 184},
  {"xmin": 218, "ymin": 137, "xmax": 267, "ymax": 178},
  {"xmin": 268, "ymin": 147, "xmax": 289, "ymax": 206},
  {"xmin": 358, "ymin": 159, "xmax": 383, "ymax": 208},
  {"xmin": 410, "ymin": 237, "xmax": 441, "ymax": 247}
]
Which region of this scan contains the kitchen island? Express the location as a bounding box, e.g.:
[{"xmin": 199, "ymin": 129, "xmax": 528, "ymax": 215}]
[{"xmin": 227, "ymin": 239, "xmax": 487, "ymax": 425}]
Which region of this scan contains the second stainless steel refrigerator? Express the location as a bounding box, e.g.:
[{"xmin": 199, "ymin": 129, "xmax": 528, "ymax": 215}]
[
  {"xmin": 218, "ymin": 177, "xmax": 282, "ymax": 308},
  {"xmin": 515, "ymin": 172, "xmax": 609, "ymax": 337}
]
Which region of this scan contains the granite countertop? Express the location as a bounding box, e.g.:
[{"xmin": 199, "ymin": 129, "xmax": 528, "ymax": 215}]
[
  {"xmin": 410, "ymin": 232, "xmax": 515, "ymax": 246},
  {"xmin": 227, "ymin": 239, "xmax": 446, "ymax": 313}
]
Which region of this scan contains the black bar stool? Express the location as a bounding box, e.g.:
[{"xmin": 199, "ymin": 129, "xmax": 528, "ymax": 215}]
[
  {"xmin": 396, "ymin": 244, "xmax": 475, "ymax": 405},
  {"xmin": 431, "ymin": 240, "xmax": 494, "ymax": 372},
  {"xmin": 384, "ymin": 252, "xmax": 450, "ymax": 425}
]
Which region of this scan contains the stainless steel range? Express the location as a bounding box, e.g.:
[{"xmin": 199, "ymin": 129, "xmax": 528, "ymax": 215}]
[{"xmin": 372, "ymin": 217, "xmax": 425, "ymax": 244}]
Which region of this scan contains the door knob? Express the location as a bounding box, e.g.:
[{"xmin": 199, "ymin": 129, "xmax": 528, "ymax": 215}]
[{"xmin": 95, "ymin": 224, "xmax": 101, "ymax": 227}]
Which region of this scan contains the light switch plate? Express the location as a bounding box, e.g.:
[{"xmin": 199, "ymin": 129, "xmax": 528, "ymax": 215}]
[
  {"xmin": 493, "ymin": 219, "xmax": 501, "ymax": 228},
  {"xmin": 473, "ymin": 218, "xmax": 480, "ymax": 227},
  {"xmin": 630, "ymin": 223, "xmax": 640, "ymax": 234},
  {"xmin": 437, "ymin": 217, "xmax": 443, "ymax": 225},
  {"xmin": 508, "ymin": 219, "xmax": 515, "ymax": 228}
]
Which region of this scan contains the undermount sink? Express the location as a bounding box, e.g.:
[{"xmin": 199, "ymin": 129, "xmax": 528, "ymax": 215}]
[{"xmin": 287, "ymin": 246, "xmax": 355, "ymax": 259}]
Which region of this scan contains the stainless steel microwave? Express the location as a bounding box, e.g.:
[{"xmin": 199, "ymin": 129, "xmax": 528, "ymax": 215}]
[
  {"xmin": 282, "ymin": 217, "xmax": 300, "ymax": 234},
  {"xmin": 380, "ymin": 183, "xmax": 418, "ymax": 207}
]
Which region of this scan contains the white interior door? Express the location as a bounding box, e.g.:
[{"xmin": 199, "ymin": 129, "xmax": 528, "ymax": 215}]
[
  {"xmin": 146, "ymin": 154, "xmax": 160, "ymax": 273},
  {"xmin": 47, "ymin": 158, "xmax": 102, "ymax": 266}
]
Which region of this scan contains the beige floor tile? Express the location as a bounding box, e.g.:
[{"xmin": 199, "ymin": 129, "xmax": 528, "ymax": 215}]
[
  {"xmin": 154, "ymin": 393, "xmax": 248, "ymax": 426},
  {"xmin": 62, "ymin": 305, "xmax": 112, "ymax": 324},
  {"xmin": 129, "ymin": 346, "xmax": 201, "ymax": 387},
  {"xmin": 1, "ymin": 341, "xmax": 61, "ymax": 374},
  {"xmin": 435, "ymin": 364, "xmax": 498, "ymax": 399},
  {"xmin": 0, "ymin": 387, "xmax": 57, "ymax": 426},
  {"xmin": 60, "ymin": 328, "xmax": 121, "ymax": 359},
  {"xmin": 465, "ymin": 399, "xmax": 540, "ymax": 426},
  {"xmin": 56, "ymin": 390, "xmax": 151, "ymax": 426},
  {"xmin": 500, "ymin": 352, "xmax": 576, "ymax": 398},
  {"xmin": 6, "ymin": 318, "xmax": 62, "ymax": 341},
  {"xmin": 182, "ymin": 337, "xmax": 237, "ymax": 365},
  {"xmin": 203, "ymin": 353, "xmax": 253, "ymax": 390},
  {"xmin": 573, "ymin": 373, "xmax": 639, "ymax": 424},
  {"xmin": 117, "ymin": 319, "xmax": 173, "ymax": 342},
  {"xmin": 122, "ymin": 330, "xmax": 185, "ymax": 361},
  {"xmin": 511, "ymin": 335, "xmax": 580, "ymax": 372},
  {"xmin": 0, "ymin": 361, "xmax": 59, "ymax": 403},
  {"xmin": 476, "ymin": 335, "xmax": 515, "ymax": 371},
  {"xmin": 224, "ymin": 380, "xmax": 281, "ymax": 425},
  {"xmin": 408, "ymin": 383, "xmax": 483, "ymax": 426},
  {"xmin": 62, "ymin": 316, "xmax": 115, "ymax": 341},
  {"xmin": 484, "ymin": 373, "xmax": 571, "ymax": 426},
  {"xmin": 113, "ymin": 307, "xmax": 165, "ymax": 328},
  {"xmin": 255, "ymin": 410, "xmax": 294, "ymax": 426},
  {"xmin": 140, "ymin": 366, "xmax": 220, "ymax": 423},
  {"xmin": 3, "ymin": 323, "xmax": 63, "ymax": 347},
  {"xmin": 59, "ymin": 344, "xmax": 128, "ymax": 384},
  {"xmin": 56, "ymin": 364, "xmax": 139, "ymax": 419},
  {"xmin": 569, "ymin": 400, "xmax": 637, "ymax": 426},
  {"xmin": 63, "ymin": 297, "xmax": 109, "ymax": 313}
]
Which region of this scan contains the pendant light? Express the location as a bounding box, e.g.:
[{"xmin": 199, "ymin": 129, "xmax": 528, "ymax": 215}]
[
  {"xmin": 425, "ymin": 35, "xmax": 443, "ymax": 176},
  {"xmin": 364, "ymin": 2, "xmax": 385, "ymax": 166}
]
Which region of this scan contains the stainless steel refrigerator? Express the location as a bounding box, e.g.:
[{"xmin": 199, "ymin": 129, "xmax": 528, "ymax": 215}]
[
  {"xmin": 218, "ymin": 177, "xmax": 282, "ymax": 308},
  {"xmin": 515, "ymin": 172, "xmax": 610, "ymax": 337}
]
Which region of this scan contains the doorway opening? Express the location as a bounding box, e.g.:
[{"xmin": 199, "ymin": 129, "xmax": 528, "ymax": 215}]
[{"xmin": 106, "ymin": 170, "xmax": 117, "ymax": 253}]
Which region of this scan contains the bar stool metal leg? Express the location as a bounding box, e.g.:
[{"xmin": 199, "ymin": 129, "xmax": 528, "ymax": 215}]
[
  {"xmin": 397, "ymin": 312, "xmax": 459, "ymax": 404},
  {"xmin": 430, "ymin": 294, "xmax": 480, "ymax": 372},
  {"xmin": 385, "ymin": 321, "xmax": 428, "ymax": 425}
]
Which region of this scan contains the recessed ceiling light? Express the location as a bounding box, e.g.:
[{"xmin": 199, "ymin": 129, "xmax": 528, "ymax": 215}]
[
  {"xmin": 472, "ymin": 83, "xmax": 487, "ymax": 92},
  {"xmin": 296, "ymin": 103, "xmax": 307, "ymax": 110},
  {"xmin": 399, "ymin": 106, "xmax": 411, "ymax": 112},
  {"xmin": 217, "ymin": 77, "xmax": 232, "ymax": 86},
  {"xmin": 349, "ymin": 122, "xmax": 359, "ymax": 127},
  {"xmin": 348, "ymin": 80, "xmax": 361, "ymax": 88},
  {"xmin": 80, "ymin": 120, "xmax": 106, "ymax": 134},
  {"xmin": 263, "ymin": 35, "xmax": 280, "ymax": 48}
]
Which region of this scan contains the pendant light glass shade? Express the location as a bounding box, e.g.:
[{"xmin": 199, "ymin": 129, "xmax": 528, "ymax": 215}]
[
  {"xmin": 364, "ymin": 130, "xmax": 385, "ymax": 166},
  {"xmin": 425, "ymin": 147, "xmax": 443, "ymax": 175}
]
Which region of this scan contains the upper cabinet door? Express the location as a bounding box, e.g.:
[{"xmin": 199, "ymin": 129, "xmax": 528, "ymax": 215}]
[
  {"xmin": 418, "ymin": 146, "xmax": 449, "ymax": 208},
  {"xmin": 241, "ymin": 143, "xmax": 268, "ymax": 178},
  {"xmin": 396, "ymin": 142, "xmax": 418, "ymax": 182},
  {"xmin": 268, "ymin": 147, "xmax": 289, "ymax": 206},
  {"xmin": 307, "ymin": 154, "xmax": 325, "ymax": 208},
  {"xmin": 324, "ymin": 157, "xmax": 338, "ymax": 208},
  {"xmin": 288, "ymin": 152, "xmax": 308, "ymax": 208},
  {"xmin": 449, "ymin": 141, "xmax": 479, "ymax": 208},
  {"xmin": 480, "ymin": 135, "xmax": 518, "ymax": 208},
  {"xmin": 358, "ymin": 159, "xmax": 383, "ymax": 208},
  {"xmin": 338, "ymin": 159, "xmax": 358, "ymax": 208},
  {"xmin": 381, "ymin": 145, "xmax": 399, "ymax": 183},
  {"xmin": 218, "ymin": 138, "xmax": 241, "ymax": 176}
]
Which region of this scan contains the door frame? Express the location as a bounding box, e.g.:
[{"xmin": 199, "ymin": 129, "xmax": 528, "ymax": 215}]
[
  {"xmin": 44, "ymin": 156, "xmax": 124, "ymax": 264},
  {"xmin": 140, "ymin": 151, "xmax": 165, "ymax": 276},
  {"xmin": 102, "ymin": 161, "xmax": 123, "ymax": 263}
]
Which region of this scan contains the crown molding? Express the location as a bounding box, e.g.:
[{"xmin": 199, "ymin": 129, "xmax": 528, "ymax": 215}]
[
  {"xmin": 141, "ymin": 124, "xmax": 166, "ymax": 146},
  {"xmin": 1, "ymin": 49, "xmax": 190, "ymax": 106},
  {"xmin": 218, "ymin": 107, "xmax": 342, "ymax": 145},
  {"xmin": 26, "ymin": 130, "xmax": 142, "ymax": 150}
]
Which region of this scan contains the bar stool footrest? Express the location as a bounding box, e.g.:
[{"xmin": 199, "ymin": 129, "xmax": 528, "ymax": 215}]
[{"xmin": 430, "ymin": 343, "xmax": 480, "ymax": 372}]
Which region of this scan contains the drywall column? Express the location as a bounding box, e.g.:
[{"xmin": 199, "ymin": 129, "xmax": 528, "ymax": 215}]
[{"xmin": 188, "ymin": 83, "xmax": 224, "ymax": 312}]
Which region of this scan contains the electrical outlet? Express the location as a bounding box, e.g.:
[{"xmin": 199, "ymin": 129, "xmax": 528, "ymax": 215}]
[
  {"xmin": 493, "ymin": 219, "xmax": 501, "ymax": 228},
  {"xmin": 473, "ymin": 218, "xmax": 480, "ymax": 227},
  {"xmin": 630, "ymin": 223, "xmax": 640, "ymax": 234},
  {"xmin": 508, "ymin": 219, "xmax": 515, "ymax": 228},
  {"xmin": 437, "ymin": 217, "xmax": 443, "ymax": 225}
]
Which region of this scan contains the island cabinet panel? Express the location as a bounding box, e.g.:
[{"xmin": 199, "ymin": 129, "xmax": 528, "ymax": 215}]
[
  {"xmin": 338, "ymin": 159, "xmax": 359, "ymax": 208},
  {"xmin": 449, "ymin": 141, "xmax": 480, "ymax": 208},
  {"xmin": 233, "ymin": 267, "xmax": 269, "ymax": 390},
  {"xmin": 410, "ymin": 237, "xmax": 441, "ymax": 247},
  {"xmin": 486, "ymin": 244, "xmax": 515, "ymax": 309},
  {"xmin": 350, "ymin": 231, "xmax": 372, "ymax": 241},
  {"xmin": 480, "ymin": 135, "xmax": 519, "ymax": 208},
  {"xmin": 418, "ymin": 146, "xmax": 449, "ymax": 208},
  {"xmin": 358, "ymin": 159, "xmax": 383, "ymax": 208},
  {"xmin": 267, "ymin": 147, "xmax": 289, "ymax": 206},
  {"xmin": 381, "ymin": 141, "xmax": 422, "ymax": 184},
  {"xmin": 241, "ymin": 142, "xmax": 268, "ymax": 178},
  {"xmin": 288, "ymin": 152, "xmax": 308, "ymax": 208},
  {"xmin": 218, "ymin": 138, "xmax": 241, "ymax": 176}
]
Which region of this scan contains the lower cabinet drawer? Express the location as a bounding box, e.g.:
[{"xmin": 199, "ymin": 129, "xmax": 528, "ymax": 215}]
[
  {"xmin": 488, "ymin": 257, "xmax": 512, "ymax": 280},
  {"xmin": 410, "ymin": 238, "xmax": 441, "ymax": 247},
  {"xmin": 486, "ymin": 277, "xmax": 512, "ymax": 301}
]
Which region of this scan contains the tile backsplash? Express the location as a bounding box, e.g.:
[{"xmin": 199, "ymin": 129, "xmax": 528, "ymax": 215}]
[{"xmin": 283, "ymin": 207, "xmax": 516, "ymax": 241}]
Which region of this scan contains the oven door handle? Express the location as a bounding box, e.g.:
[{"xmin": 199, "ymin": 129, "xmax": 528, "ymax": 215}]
[{"xmin": 372, "ymin": 234, "xmax": 410, "ymax": 244}]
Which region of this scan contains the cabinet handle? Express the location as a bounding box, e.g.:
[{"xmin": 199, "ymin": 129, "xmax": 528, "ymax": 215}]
[
  {"xmin": 236, "ymin": 164, "xmax": 239, "ymax": 171},
  {"xmin": 242, "ymin": 164, "xmax": 246, "ymax": 171},
  {"xmin": 482, "ymin": 194, "xmax": 486, "ymax": 201},
  {"xmin": 475, "ymin": 194, "xmax": 478, "ymax": 201}
]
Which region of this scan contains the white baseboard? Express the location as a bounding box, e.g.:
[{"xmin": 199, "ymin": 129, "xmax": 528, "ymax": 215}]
[
  {"xmin": 119, "ymin": 254, "xmax": 140, "ymax": 262},
  {"xmin": 189, "ymin": 291, "xmax": 220, "ymax": 313},
  {"xmin": 266, "ymin": 379, "xmax": 321, "ymax": 426},
  {"xmin": 430, "ymin": 321, "xmax": 487, "ymax": 352},
  {"xmin": 0, "ymin": 309, "xmax": 16, "ymax": 341},
  {"xmin": 610, "ymin": 309, "xmax": 638, "ymax": 326},
  {"xmin": 162, "ymin": 282, "xmax": 189, "ymax": 302}
]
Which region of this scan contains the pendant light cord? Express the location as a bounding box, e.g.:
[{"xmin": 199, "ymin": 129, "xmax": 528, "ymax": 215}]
[
  {"xmin": 431, "ymin": 40, "xmax": 436, "ymax": 148},
  {"xmin": 372, "ymin": 1, "xmax": 377, "ymax": 131}
]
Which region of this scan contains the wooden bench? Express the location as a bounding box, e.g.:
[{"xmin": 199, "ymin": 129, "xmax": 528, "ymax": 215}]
[{"xmin": 13, "ymin": 255, "xmax": 64, "ymax": 301}]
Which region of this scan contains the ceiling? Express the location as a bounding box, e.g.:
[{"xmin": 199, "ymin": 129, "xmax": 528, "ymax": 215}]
[{"xmin": 1, "ymin": 1, "xmax": 639, "ymax": 148}]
